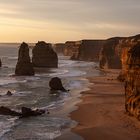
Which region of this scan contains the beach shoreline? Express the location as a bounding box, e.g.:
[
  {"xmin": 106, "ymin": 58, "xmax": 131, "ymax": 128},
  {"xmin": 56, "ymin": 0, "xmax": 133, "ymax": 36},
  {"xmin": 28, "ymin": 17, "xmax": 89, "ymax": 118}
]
[{"xmin": 70, "ymin": 69, "xmax": 140, "ymax": 140}]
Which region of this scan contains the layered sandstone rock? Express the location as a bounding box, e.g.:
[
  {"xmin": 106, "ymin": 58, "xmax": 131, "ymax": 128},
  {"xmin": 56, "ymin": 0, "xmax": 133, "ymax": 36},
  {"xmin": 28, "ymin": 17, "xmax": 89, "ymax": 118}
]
[
  {"xmin": 32, "ymin": 41, "xmax": 58, "ymax": 68},
  {"xmin": 99, "ymin": 37, "xmax": 124, "ymax": 69},
  {"xmin": 118, "ymin": 35, "xmax": 140, "ymax": 119},
  {"xmin": 71, "ymin": 40, "xmax": 105, "ymax": 61},
  {"xmin": 124, "ymin": 43, "xmax": 140, "ymax": 119},
  {"xmin": 63, "ymin": 41, "xmax": 76, "ymax": 56},
  {"xmin": 53, "ymin": 43, "xmax": 65, "ymax": 54},
  {"xmin": 15, "ymin": 42, "xmax": 34, "ymax": 76}
]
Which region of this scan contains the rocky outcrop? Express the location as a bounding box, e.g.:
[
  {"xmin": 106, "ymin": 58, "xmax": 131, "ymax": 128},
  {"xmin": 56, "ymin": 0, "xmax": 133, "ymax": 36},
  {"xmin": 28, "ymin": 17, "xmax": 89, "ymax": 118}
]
[
  {"xmin": 15, "ymin": 42, "xmax": 34, "ymax": 76},
  {"xmin": 99, "ymin": 37, "xmax": 125, "ymax": 69},
  {"xmin": 63, "ymin": 41, "xmax": 76, "ymax": 56},
  {"xmin": 118, "ymin": 35, "xmax": 140, "ymax": 119},
  {"xmin": 32, "ymin": 41, "xmax": 58, "ymax": 68},
  {"xmin": 53, "ymin": 43, "xmax": 65, "ymax": 54},
  {"xmin": 49, "ymin": 77, "xmax": 67, "ymax": 92},
  {"xmin": 0, "ymin": 106, "xmax": 46, "ymax": 118},
  {"xmin": 71, "ymin": 40, "xmax": 105, "ymax": 61},
  {"xmin": 0, "ymin": 59, "xmax": 1, "ymax": 67}
]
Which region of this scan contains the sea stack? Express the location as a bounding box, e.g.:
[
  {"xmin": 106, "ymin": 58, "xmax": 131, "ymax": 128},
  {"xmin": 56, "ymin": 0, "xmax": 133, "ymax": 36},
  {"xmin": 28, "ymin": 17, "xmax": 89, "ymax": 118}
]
[
  {"xmin": 32, "ymin": 41, "xmax": 58, "ymax": 68},
  {"xmin": 15, "ymin": 42, "xmax": 34, "ymax": 76}
]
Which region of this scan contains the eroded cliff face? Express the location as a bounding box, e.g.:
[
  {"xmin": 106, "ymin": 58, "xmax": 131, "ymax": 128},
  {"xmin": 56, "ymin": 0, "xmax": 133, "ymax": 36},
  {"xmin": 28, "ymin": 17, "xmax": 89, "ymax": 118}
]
[
  {"xmin": 15, "ymin": 42, "xmax": 34, "ymax": 76},
  {"xmin": 63, "ymin": 41, "xmax": 76, "ymax": 56},
  {"xmin": 71, "ymin": 40, "xmax": 105, "ymax": 62},
  {"xmin": 99, "ymin": 37, "xmax": 124, "ymax": 69},
  {"xmin": 53, "ymin": 43, "xmax": 65, "ymax": 54},
  {"xmin": 118, "ymin": 35, "xmax": 140, "ymax": 119},
  {"xmin": 32, "ymin": 41, "xmax": 58, "ymax": 68}
]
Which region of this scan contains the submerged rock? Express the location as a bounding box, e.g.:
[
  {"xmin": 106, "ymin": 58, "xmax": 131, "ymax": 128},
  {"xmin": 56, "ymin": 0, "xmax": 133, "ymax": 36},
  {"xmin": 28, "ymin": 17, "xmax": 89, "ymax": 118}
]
[
  {"xmin": 6, "ymin": 91, "xmax": 12, "ymax": 96},
  {"xmin": 0, "ymin": 106, "xmax": 21, "ymax": 116},
  {"xmin": 32, "ymin": 41, "xmax": 58, "ymax": 68},
  {"xmin": 0, "ymin": 106, "xmax": 46, "ymax": 118},
  {"xmin": 49, "ymin": 77, "xmax": 67, "ymax": 92},
  {"xmin": 20, "ymin": 107, "xmax": 45, "ymax": 118},
  {"xmin": 15, "ymin": 42, "xmax": 34, "ymax": 76}
]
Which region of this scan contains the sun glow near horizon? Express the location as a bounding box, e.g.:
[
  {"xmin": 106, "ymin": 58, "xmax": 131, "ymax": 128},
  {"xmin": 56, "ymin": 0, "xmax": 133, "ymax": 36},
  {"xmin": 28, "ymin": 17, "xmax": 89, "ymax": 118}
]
[{"xmin": 0, "ymin": 0, "xmax": 139, "ymax": 43}]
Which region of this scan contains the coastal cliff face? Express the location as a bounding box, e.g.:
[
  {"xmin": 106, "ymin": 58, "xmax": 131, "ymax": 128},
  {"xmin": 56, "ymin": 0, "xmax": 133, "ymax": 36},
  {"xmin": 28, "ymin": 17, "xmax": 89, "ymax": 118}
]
[
  {"xmin": 71, "ymin": 40, "xmax": 105, "ymax": 61},
  {"xmin": 53, "ymin": 43, "xmax": 65, "ymax": 54},
  {"xmin": 119, "ymin": 35, "xmax": 140, "ymax": 119},
  {"xmin": 32, "ymin": 41, "xmax": 58, "ymax": 68},
  {"xmin": 0, "ymin": 59, "xmax": 1, "ymax": 67},
  {"xmin": 63, "ymin": 41, "xmax": 76, "ymax": 56},
  {"xmin": 99, "ymin": 37, "xmax": 124, "ymax": 69},
  {"xmin": 15, "ymin": 42, "xmax": 34, "ymax": 76}
]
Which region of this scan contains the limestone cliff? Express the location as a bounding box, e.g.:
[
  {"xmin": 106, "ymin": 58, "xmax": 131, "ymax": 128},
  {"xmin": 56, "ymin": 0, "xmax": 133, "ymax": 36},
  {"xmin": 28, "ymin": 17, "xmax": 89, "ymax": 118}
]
[
  {"xmin": 63, "ymin": 41, "xmax": 76, "ymax": 56},
  {"xmin": 71, "ymin": 40, "xmax": 105, "ymax": 61},
  {"xmin": 53, "ymin": 43, "xmax": 65, "ymax": 54},
  {"xmin": 99, "ymin": 37, "xmax": 125, "ymax": 69},
  {"xmin": 124, "ymin": 42, "xmax": 140, "ymax": 119},
  {"xmin": 15, "ymin": 42, "xmax": 34, "ymax": 76},
  {"xmin": 114, "ymin": 34, "xmax": 140, "ymax": 119},
  {"xmin": 32, "ymin": 41, "xmax": 58, "ymax": 68}
]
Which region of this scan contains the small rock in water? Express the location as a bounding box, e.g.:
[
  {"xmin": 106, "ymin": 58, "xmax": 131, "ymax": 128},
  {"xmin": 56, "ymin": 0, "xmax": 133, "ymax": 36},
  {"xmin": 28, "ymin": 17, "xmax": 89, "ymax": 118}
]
[
  {"xmin": 6, "ymin": 91, "xmax": 13, "ymax": 96},
  {"xmin": 49, "ymin": 77, "xmax": 67, "ymax": 92}
]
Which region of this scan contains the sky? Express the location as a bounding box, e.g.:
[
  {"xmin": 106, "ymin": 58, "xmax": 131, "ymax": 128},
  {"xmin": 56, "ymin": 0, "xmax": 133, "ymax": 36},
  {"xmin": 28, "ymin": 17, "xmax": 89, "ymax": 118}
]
[{"xmin": 0, "ymin": 0, "xmax": 139, "ymax": 43}]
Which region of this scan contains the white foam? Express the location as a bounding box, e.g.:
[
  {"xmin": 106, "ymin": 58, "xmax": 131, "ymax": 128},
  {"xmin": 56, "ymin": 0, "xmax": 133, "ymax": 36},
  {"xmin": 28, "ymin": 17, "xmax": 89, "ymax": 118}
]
[
  {"xmin": 0, "ymin": 117, "xmax": 18, "ymax": 139},
  {"xmin": 25, "ymin": 76, "xmax": 40, "ymax": 81},
  {"xmin": 0, "ymin": 78, "xmax": 27, "ymax": 86},
  {"xmin": 8, "ymin": 57, "xmax": 18, "ymax": 60}
]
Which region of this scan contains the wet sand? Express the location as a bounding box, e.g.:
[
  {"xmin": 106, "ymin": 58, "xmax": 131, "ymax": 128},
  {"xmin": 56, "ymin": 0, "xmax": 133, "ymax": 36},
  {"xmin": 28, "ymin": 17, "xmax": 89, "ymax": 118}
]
[{"xmin": 70, "ymin": 70, "xmax": 140, "ymax": 140}]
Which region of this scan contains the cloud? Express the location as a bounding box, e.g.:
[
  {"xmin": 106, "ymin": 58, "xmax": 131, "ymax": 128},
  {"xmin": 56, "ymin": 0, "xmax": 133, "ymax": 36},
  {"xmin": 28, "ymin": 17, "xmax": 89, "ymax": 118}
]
[{"xmin": 0, "ymin": 0, "xmax": 139, "ymax": 42}]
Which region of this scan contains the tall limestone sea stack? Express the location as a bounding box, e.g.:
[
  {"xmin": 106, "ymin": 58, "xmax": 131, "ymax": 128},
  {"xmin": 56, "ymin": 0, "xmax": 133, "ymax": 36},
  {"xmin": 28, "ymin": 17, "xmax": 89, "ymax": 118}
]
[
  {"xmin": 32, "ymin": 41, "xmax": 58, "ymax": 68},
  {"xmin": 15, "ymin": 42, "xmax": 34, "ymax": 76}
]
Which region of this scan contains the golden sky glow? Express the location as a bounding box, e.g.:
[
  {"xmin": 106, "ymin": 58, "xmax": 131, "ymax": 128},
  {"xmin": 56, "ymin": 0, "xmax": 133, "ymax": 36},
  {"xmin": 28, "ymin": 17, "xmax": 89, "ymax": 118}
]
[{"xmin": 0, "ymin": 0, "xmax": 139, "ymax": 43}]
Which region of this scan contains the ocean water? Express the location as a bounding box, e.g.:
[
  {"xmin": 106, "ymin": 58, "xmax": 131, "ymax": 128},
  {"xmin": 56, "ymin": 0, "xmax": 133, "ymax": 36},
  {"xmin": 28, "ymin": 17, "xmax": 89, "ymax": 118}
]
[{"xmin": 0, "ymin": 45, "xmax": 103, "ymax": 140}]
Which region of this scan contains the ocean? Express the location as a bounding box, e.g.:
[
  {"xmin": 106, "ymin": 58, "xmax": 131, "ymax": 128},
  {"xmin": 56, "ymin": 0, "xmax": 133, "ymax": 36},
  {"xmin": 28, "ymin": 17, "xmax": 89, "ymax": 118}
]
[{"xmin": 0, "ymin": 44, "xmax": 102, "ymax": 140}]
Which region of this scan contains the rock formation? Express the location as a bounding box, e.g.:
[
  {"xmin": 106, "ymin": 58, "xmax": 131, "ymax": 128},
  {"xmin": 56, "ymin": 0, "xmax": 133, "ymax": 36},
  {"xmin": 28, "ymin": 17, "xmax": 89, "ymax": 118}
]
[
  {"xmin": 0, "ymin": 58, "xmax": 1, "ymax": 67},
  {"xmin": 0, "ymin": 106, "xmax": 46, "ymax": 118},
  {"xmin": 49, "ymin": 77, "xmax": 67, "ymax": 92},
  {"xmin": 53, "ymin": 43, "xmax": 65, "ymax": 54},
  {"xmin": 63, "ymin": 41, "xmax": 76, "ymax": 56},
  {"xmin": 0, "ymin": 106, "xmax": 21, "ymax": 116},
  {"xmin": 32, "ymin": 41, "xmax": 58, "ymax": 68},
  {"xmin": 119, "ymin": 35, "xmax": 140, "ymax": 119},
  {"xmin": 15, "ymin": 42, "xmax": 34, "ymax": 76},
  {"xmin": 99, "ymin": 37, "xmax": 124, "ymax": 69},
  {"xmin": 98, "ymin": 34, "xmax": 140, "ymax": 119},
  {"xmin": 71, "ymin": 40, "xmax": 105, "ymax": 61},
  {"xmin": 6, "ymin": 91, "xmax": 13, "ymax": 96}
]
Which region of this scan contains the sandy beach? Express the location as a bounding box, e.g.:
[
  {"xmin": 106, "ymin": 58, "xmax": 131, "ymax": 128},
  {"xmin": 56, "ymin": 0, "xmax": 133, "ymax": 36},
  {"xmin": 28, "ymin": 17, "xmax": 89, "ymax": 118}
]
[{"xmin": 70, "ymin": 70, "xmax": 140, "ymax": 140}]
